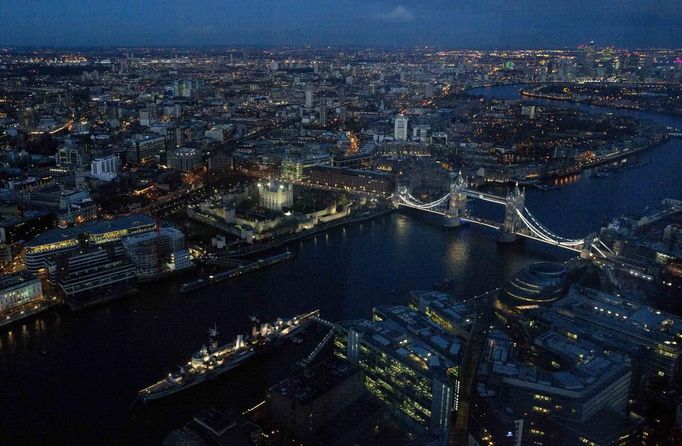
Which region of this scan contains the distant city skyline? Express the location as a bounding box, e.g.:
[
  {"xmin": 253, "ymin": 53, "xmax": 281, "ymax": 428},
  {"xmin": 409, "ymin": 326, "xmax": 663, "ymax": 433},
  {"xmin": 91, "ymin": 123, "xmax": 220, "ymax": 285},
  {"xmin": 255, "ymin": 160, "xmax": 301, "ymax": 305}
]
[{"xmin": 2, "ymin": 0, "xmax": 682, "ymax": 48}]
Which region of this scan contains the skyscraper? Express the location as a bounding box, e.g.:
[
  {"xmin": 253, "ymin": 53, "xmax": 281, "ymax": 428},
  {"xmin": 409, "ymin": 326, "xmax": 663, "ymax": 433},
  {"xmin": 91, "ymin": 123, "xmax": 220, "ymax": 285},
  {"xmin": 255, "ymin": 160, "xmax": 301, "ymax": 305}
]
[
  {"xmin": 305, "ymin": 84, "xmax": 313, "ymax": 109},
  {"xmin": 394, "ymin": 114, "xmax": 408, "ymax": 140}
]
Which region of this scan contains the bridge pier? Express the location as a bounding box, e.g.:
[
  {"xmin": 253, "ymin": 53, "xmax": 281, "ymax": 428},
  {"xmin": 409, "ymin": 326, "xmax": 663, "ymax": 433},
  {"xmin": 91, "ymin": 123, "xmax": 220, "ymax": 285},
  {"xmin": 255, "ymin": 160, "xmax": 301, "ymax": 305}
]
[{"xmin": 499, "ymin": 183, "xmax": 525, "ymax": 243}]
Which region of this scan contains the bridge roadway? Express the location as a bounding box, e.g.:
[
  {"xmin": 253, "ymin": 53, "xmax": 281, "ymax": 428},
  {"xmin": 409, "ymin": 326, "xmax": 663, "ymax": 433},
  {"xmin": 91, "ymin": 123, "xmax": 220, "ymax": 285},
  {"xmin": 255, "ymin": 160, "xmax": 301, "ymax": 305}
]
[
  {"xmin": 459, "ymin": 189, "xmax": 507, "ymax": 205},
  {"xmin": 461, "ymin": 216, "xmax": 583, "ymax": 252},
  {"xmin": 395, "ymin": 189, "xmax": 587, "ymax": 254}
]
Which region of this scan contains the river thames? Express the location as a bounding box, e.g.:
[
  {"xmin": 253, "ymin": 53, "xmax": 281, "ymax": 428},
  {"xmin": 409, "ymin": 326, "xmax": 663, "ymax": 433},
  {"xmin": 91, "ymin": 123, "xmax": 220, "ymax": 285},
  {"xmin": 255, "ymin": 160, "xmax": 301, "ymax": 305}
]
[{"xmin": 1, "ymin": 85, "xmax": 680, "ymax": 445}]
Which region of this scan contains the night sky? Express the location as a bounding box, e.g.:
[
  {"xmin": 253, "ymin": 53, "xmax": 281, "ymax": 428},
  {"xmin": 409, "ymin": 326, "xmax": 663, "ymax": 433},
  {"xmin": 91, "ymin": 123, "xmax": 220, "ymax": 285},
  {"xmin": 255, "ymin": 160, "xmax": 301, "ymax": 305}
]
[{"xmin": 1, "ymin": 0, "xmax": 681, "ymax": 48}]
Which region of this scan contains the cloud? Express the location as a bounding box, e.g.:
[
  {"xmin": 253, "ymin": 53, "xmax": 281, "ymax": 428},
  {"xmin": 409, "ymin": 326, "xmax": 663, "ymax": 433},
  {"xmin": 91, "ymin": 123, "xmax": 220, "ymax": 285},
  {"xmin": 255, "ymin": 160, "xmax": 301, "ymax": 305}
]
[{"xmin": 375, "ymin": 6, "xmax": 415, "ymax": 23}]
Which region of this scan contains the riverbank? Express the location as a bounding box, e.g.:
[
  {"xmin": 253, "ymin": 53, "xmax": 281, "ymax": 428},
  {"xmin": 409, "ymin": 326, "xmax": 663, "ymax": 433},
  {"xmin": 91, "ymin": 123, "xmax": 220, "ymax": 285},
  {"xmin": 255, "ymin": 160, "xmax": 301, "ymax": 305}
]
[
  {"xmin": 520, "ymin": 85, "xmax": 682, "ymax": 120},
  {"xmin": 0, "ymin": 298, "xmax": 60, "ymax": 329},
  {"xmin": 216, "ymin": 207, "xmax": 395, "ymax": 258},
  {"xmin": 466, "ymin": 83, "xmax": 672, "ymax": 182}
]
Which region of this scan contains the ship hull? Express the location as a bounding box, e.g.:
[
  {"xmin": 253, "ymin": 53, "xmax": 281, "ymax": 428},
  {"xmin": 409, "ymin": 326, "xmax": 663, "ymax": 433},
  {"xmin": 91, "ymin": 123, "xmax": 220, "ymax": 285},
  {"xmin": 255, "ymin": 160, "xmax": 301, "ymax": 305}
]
[
  {"xmin": 141, "ymin": 349, "xmax": 258, "ymax": 402},
  {"xmin": 139, "ymin": 310, "xmax": 319, "ymax": 402}
]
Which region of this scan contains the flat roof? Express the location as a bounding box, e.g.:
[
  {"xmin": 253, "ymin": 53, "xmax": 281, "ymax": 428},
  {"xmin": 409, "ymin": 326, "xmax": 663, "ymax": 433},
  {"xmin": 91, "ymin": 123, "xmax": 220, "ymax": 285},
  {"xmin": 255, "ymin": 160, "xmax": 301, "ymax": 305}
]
[{"xmin": 26, "ymin": 214, "xmax": 155, "ymax": 247}]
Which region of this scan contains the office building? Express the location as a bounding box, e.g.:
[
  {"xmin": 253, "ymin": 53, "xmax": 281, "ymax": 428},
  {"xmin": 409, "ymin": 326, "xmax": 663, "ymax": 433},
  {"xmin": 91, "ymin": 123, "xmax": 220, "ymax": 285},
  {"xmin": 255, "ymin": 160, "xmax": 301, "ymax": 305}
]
[
  {"xmin": 47, "ymin": 247, "xmax": 136, "ymax": 305},
  {"xmin": 167, "ymin": 147, "xmax": 203, "ymax": 172},
  {"xmin": 394, "ymin": 114, "xmax": 409, "ymax": 140},
  {"xmin": 319, "ymin": 102, "xmax": 328, "ymax": 126},
  {"xmin": 268, "ymin": 358, "xmax": 365, "ymax": 441},
  {"xmin": 497, "ymin": 262, "xmax": 568, "ymax": 314},
  {"xmin": 90, "ymin": 155, "xmax": 121, "ymax": 181},
  {"xmin": 139, "ymin": 109, "xmax": 152, "ymax": 127},
  {"xmin": 281, "ymin": 159, "xmax": 304, "ymax": 181},
  {"xmin": 127, "ymin": 134, "xmax": 165, "ymax": 165},
  {"xmin": 208, "ymin": 152, "xmax": 233, "ymax": 173},
  {"xmin": 0, "ymin": 211, "xmax": 54, "ymax": 246},
  {"xmin": 23, "ymin": 215, "xmax": 156, "ymax": 273},
  {"xmin": 28, "ymin": 185, "xmax": 91, "ymax": 213},
  {"xmin": 122, "ymin": 227, "xmax": 193, "ymax": 280},
  {"xmin": 56, "ymin": 145, "xmax": 87, "ymax": 168},
  {"xmin": 473, "ymin": 327, "xmax": 633, "ymax": 445},
  {"xmin": 409, "ymin": 290, "xmax": 476, "ymax": 340},
  {"xmin": 335, "ymin": 305, "xmax": 466, "ymax": 439},
  {"xmin": 548, "ymin": 285, "xmax": 682, "ymax": 385},
  {"xmin": 412, "ymin": 124, "xmax": 430, "ymax": 142},
  {"xmin": 305, "ymin": 84, "xmax": 313, "ymax": 109}
]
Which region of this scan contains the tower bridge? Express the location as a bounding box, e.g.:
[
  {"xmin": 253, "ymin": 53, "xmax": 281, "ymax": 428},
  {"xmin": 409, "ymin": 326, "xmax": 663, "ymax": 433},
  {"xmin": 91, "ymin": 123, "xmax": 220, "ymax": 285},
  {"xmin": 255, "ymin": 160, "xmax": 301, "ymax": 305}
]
[{"xmin": 393, "ymin": 172, "xmax": 612, "ymax": 258}]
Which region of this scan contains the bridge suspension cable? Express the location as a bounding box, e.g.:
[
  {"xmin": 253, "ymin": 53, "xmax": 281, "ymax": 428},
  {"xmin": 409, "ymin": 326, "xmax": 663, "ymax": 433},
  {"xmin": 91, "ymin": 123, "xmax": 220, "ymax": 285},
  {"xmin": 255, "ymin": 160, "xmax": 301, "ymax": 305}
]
[
  {"xmin": 395, "ymin": 186, "xmax": 600, "ymax": 254},
  {"xmin": 397, "ymin": 191, "xmax": 451, "ymax": 210},
  {"xmin": 514, "ymin": 208, "xmax": 584, "ymax": 247},
  {"xmin": 522, "ymin": 207, "xmax": 579, "ymax": 242}
]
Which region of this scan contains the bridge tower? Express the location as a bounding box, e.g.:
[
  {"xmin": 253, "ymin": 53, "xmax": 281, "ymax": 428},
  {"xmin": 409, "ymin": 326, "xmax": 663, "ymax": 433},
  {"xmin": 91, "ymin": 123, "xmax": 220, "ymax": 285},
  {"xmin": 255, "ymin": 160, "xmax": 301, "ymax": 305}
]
[
  {"xmin": 392, "ymin": 185, "xmax": 407, "ymax": 209},
  {"xmin": 444, "ymin": 171, "xmax": 467, "ymax": 227},
  {"xmin": 499, "ymin": 183, "xmax": 525, "ymax": 242}
]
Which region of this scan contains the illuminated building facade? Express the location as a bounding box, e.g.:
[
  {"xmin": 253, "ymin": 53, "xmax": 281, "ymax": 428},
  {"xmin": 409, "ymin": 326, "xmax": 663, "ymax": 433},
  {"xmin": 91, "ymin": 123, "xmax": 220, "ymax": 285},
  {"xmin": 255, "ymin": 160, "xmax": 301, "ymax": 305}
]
[
  {"xmin": 256, "ymin": 182, "xmax": 293, "ymax": 211},
  {"xmin": 90, "ymin": 155, "xmax": 121, "ymax": 181},
  {"xmin": 308, "ymin": 166, "xmax": 394, "ymax": 195},
  {"xmin": 23, "ymin": 215, "xmax": 156, "ymax": 272},
  {"xmin": 546, "ymin": 285, "xmax": 682, "ymax": 386},
  {"xmin": 127, "ymin": 134, "xmax": 165, "ymax": 165},
  {"xmin": 335, "ymin": 305, "xmax": 465, "ymax": 439},
  {"xmin": 0, "ymin": 273, "xmax": 44, "ymax": 314},
  {"xmin": 281, "ymin": 159, "xmax": 303, "ymax": 181},
  {"xmin": 409, "ymin": 290, "xmax": 476, "ymax": 341}
]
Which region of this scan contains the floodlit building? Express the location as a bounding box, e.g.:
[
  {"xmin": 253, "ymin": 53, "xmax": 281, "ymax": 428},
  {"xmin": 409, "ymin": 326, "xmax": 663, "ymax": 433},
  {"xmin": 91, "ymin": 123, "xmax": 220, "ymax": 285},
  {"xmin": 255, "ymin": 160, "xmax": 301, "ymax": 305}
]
[
  {"xmin": 0, "ymin": 273, "xmax": 44, "ymax": 315},
  {"xmin": 308, "ymin": 166, "xmax": 394, "ymax": 195},
  {"xmin": 257, "ymin": 182, "xmax": 293, "ymax": 211},
  {"xmin": 497, "ymin": 262, "xmax": 568, "ymax": 314}
]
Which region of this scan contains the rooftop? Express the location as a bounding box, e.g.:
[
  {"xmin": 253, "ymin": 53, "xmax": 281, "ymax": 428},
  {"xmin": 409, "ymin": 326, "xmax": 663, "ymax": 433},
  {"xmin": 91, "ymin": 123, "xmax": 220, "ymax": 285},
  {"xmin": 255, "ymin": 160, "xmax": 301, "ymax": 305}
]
[
  {"xmin": 339, "ymin": 305, "xmax": 462, "ymax": 379},
  {"xmin": 270, "ymin": 357, "xmax": 360, "ymax": 406},
  {"xmin": 26, "ymin": 214, "xmax": 156, "ymax": 247},
  {"xmin": 481, "ymin": 328, "xmax": 627, "ymax": 395}
]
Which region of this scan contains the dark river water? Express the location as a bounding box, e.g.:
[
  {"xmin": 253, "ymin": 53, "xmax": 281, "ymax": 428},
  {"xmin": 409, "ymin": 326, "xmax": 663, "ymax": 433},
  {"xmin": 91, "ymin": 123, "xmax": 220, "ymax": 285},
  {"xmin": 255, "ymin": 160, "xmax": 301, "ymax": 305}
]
[{"xmin": 1, "ymin": 84, "xmax": 680, "ymax": 445}]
